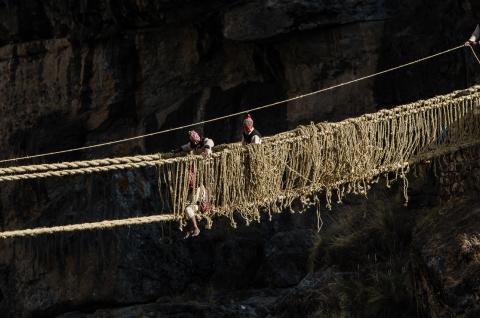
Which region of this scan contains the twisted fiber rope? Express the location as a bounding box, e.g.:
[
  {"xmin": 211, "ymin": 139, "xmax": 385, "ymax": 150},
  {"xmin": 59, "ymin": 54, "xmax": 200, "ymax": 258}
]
[
  {"xmin": 201, "ymin": 136, "xmax": 480, "ymax": 229},
  {"xmin": 0, "ymin": 44, "xmax": 467, "ymax": 165},
  {"xmin": 1, "ymin": 138, "xmax": 478, "ymax": 239},
  {"xmin": 0, "ymin": 86, "xmax": 478, "ymax": 236},
  {"xmin": 158, "ymin": 86, "xmax": 480, "ymax": 226},
  {"xmin": 1, "ymin": 85, "xmax": 479, "ymax": 182},
  {"xmin": 0, "ymin": 160, "xmax": 162, "ymax": 182},
  {"xmin": 0, "ymin": 214, "xmax": 176, "ymax": 239},
  {"xmin": 0, "ymin": 45, "xmax": 478, "ymax": 239},
  {"xmin": 0, "ymin": 154, "xmax": 162, "ymax": 176},
  {"xmin": 468, "ymin": 45, "xmax": 480, "ymax": 65}
]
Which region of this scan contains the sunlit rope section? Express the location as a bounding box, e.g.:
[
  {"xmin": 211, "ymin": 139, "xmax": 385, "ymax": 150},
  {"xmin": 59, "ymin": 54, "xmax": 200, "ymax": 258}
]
[
  {"xmin": 1, "ymin": 85, "xmax": 479, "ymax": 238},
  {"xmin": 0, "ymin": 214, "xmax": 176, "ymax": 239},
  {"xmin": 0, "ymin": 85, "xmax": 478, "ymax": 183},
  {"xmin": 158, "ymin": 85, "xmax": 480, "ymax": 228},
  {"xmin": 0, "ymin": 44, "xmax": 469, "ymax": 165}
]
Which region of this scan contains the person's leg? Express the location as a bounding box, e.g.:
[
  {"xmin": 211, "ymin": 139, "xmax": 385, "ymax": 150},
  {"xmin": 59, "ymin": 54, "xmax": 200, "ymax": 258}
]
[
  {"xmin": 185, "ymin": 205, "xmax": 200, "ymax": 237},
  {"xmin": 183, "ymin": 221, "xmax": 193, "ymax": 239},
  {"xmin": 191, "ymin": 215, "xmax": 200, "ymax": 236}
]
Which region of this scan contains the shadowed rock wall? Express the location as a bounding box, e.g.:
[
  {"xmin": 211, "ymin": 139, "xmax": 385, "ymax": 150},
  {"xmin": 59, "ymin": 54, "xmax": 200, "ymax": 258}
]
[{"xmin": 0, "ymin": 1, "xmax": 479, "ymax": 317}]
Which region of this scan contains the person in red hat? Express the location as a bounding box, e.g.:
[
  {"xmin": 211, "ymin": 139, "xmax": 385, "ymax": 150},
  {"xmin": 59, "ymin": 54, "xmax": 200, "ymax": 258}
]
[
  {"xmin": 172, "ymin": 130, "xmax": 213, "ymax": 238},
  {"xmin": 242, "ymin": 114, "xmax": 262, "ymax": 145},
  {"xmin": 466, "ymin": 24, "xmax": 480, "ymax": 46},
  {"xmin": 173, "ymin": 130, "xmax": 215, "ymax": 156}
]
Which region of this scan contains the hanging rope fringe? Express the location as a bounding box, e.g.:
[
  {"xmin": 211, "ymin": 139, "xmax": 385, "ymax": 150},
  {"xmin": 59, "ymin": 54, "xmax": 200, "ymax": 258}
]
[
  {"xmin": 147, "ymin": 85, "xmax": 480, "ymax": 228},
  {"xmin": 1, "ymin": 85, "xmax": 478, "ymax": 182},
  {"xmin": 0, "ymin": 141, "xmax": 477, "ymax": 239},
  {"xmin": 1, "ymin": 85, "xmax": 479, "ymax": 239}
]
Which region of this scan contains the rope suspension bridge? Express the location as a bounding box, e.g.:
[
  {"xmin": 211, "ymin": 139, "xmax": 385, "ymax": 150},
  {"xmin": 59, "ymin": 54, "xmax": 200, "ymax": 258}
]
[{"xmin": 0, "ymin": 44, "xmax": 479, "ymax": 239}]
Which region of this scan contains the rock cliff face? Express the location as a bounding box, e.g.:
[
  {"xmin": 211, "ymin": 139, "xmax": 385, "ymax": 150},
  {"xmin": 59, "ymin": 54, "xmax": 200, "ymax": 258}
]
[{"xmin": 0, "ymin": 1, "xmax": 479, "ymax": 317}]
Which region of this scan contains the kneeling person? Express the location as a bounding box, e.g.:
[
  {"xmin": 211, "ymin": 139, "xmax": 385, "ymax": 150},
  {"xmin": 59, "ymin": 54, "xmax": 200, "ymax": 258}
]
[{"xmin": 174, "ymin": 130, "xmax": 214, "ymax": 156}]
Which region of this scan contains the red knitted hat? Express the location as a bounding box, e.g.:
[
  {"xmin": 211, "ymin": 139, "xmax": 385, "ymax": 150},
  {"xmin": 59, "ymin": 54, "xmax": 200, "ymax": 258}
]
[
  {"xmin": 188, "ymin": 130, "xmax": 201, "ymax": 143},
  {"xmin": 243, "ymin": 114, "xmax": 253, "ymax": 127}
]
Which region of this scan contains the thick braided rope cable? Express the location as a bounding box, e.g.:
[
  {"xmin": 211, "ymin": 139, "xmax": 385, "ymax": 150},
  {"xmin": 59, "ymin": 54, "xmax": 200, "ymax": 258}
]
[
  {"xmin": 1, "ymin": 85, "xmax": 478, "ymax": 182},
  {"xmin": 0, "ymin": 154, "xmax": 163, "ymax": 176},
  {"xmin": 0, "ymin": 44, "xmax": 478, "ymax": 239},
  {"xmin": 1, "ymin": 138, "xmax": 479, "ymax": 239},
  {"xmin": 0, "ymin": 150, "xmax": 316, "ymax": 181},
  {"xmin": 0, "ymin": 44, "xmax": 467, "ymax": 165},
  {"xmin": 0, "ymin": 214, "xmax": 176, "ymax": 239},
  {"xmin": 0, "ymin": 161, "xmax": 160, "ymax": 182}
]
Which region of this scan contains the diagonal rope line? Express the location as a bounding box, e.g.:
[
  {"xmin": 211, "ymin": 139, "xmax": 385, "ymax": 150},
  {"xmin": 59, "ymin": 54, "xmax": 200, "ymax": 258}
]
[
  {"xmin": 0, "ymin": 214, "xmax": 177, "ymax": 239},
  {"xmin": 1, "ymin": 138, "xmax": 479, "ymax": 239},
  {"xmin": 0, "ymin": 44, "xmax": 466, "ymax": 165},
  {"xmin": 0, "ymin": 84, "xmax": 479, "ymax": 238},
  {"xmin": 0, "ymin": 85, "xmax": 477, "ymax": 181},
  {"xmin": 468, "ymin": 44, "xmax": 480, "ymax": 65}
]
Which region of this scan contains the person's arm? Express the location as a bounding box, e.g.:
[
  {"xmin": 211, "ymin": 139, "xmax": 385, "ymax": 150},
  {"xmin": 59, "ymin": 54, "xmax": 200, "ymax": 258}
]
[
  {"xmin": 251, "ymin": 135, "xmax": 261, "ymax": 144},
  {"xmin": 199, "ymin": 185, "xmax": 207, "ymax": 202},
  {"xmin": 180, "ymin": 143, "xmax": 192, "ymax": 151},
  {"xmin": 172, "ymin": 142, "xmax": 191, "ymax": 153},
  {"xmin": 198, "ymin": 185, "xmax": 210, "ymax": 212},
  {"xmin": 192, "ymin": 187, "xmax": 200, "ymax": 204},
  {"xmin": 192, "ymin": 186, "xmax": 207, "ymax": 202}
]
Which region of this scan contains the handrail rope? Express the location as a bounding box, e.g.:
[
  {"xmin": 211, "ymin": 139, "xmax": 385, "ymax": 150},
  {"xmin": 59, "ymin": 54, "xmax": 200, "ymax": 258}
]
[
  {"xmin": 0, "ymin": 44, "xmax": 467, "ymax": 165},
  {"xmin": 0, "ymin": 84, "xmax": 478, "ymax": 180},
  {"xmin": 1, "ymin": 138, "xmax": 479, "ymax": 239},
  {"xmin": 0, "ymin": 154, "xmax": 164, "ymax": 177},
  {"xmin": 468, "ymin": 44, "xmax": 480, "ymax": 65}
]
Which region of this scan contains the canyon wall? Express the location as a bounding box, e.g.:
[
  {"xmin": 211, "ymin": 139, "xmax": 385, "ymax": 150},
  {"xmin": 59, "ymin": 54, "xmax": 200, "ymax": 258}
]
[{"xmin": 0, "ymin": 1, "xmax": 479, "ymax": 316}]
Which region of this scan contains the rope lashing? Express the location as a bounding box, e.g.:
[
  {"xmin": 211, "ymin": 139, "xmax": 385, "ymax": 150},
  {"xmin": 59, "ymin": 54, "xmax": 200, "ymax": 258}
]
[
  {"xmin": 0, "ymin": 44, "xmax": 471, "ymax": 165},
  {"xmin": 0, "ymin": 86, "xmax": 478, "ymax": 238},
  {"xmin": 0, "ymin": 85, "xmax": 479, "ymax": 182},
  {"xmin": 0, "ymin": 139, "xmax": 478, "ymax": 239},
  {"xmin": 156, "ymin": 86, "xmax": 480, "ymax": 228},
  {"xmin": 0, "ymin": 44, "xmax": 479, "ymax": 239}
]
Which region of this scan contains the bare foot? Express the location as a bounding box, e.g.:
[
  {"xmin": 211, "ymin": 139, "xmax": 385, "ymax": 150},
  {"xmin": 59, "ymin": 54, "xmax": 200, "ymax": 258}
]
[
  {"xmin": 192, "ymin": 228, "xmax": 200, "ymax": 237},
  {"xmin": 183, "ymin": 232, "xmax": 191, "ymax": 239}
]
